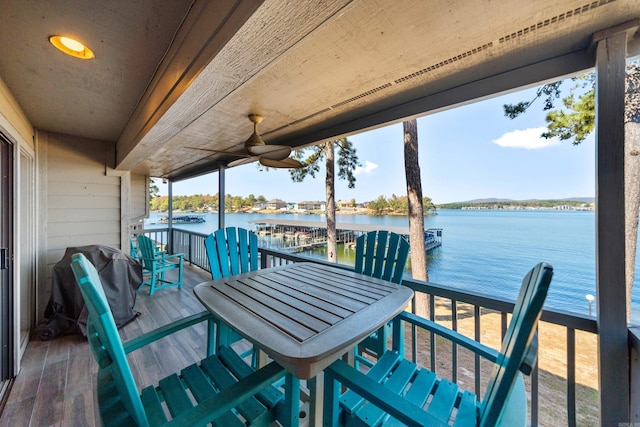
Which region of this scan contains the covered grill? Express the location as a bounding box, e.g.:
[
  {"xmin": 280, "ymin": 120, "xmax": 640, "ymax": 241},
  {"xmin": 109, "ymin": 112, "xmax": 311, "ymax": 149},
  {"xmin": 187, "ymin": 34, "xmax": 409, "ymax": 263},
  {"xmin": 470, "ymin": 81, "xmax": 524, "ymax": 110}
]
[{"xmin": 39, "ymin": 245, "xmax": 142, "ymax": 340}]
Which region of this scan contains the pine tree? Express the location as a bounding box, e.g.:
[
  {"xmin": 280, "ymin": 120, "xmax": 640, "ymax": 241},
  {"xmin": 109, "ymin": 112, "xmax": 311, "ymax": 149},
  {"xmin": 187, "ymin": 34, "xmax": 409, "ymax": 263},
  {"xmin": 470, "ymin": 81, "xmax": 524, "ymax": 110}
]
[{"xmin": 289, "ymin": 138, "xmax": 359, "ymax": 262}]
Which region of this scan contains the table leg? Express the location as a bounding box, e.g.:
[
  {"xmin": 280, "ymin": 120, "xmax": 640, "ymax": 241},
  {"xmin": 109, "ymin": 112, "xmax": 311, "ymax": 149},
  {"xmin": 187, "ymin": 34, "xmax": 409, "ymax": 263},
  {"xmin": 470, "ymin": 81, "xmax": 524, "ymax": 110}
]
[
  {"xmin": 206, "ymin": 317, "xmax": 216, "ymax": 356},
  {"xmin": 257, "ymin": 348, "xmax": 269, "ymax": 368},
  {"xmin": 308, "ymin": 371, "xmax": 324, "ymax": 427},
  {"xmin": 283, "ymin": 373, "xmax": 300, "ymax": 427},
  {"xmin": 218, "ymin": 322, "xmax": 234, "ymax": 348}
]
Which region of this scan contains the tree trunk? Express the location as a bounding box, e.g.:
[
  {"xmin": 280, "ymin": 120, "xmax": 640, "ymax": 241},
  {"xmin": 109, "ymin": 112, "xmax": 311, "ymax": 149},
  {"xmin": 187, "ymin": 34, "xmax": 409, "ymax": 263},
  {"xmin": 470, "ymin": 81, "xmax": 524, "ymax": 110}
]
[
  {"xmin": 325, "ymin": 142, "xmax": 338, "ymax": 263},
  {"xmin": 625, "ymin": 121, "xmax": 640, "ymax": 321},
  {"xmin": 403, "ymin": 119, "xmax": 429, "ymax": 317}
]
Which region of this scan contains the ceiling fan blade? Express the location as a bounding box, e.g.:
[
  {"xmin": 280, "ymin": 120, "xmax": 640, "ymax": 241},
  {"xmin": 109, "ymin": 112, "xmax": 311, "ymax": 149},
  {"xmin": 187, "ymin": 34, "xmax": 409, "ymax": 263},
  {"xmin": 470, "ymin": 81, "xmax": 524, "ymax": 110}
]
[
  {"xmin": 259, "ymin": 156, "xmax": 303, "ymax": 169},
  {"xmin": 228, "ymin": 156, "xmax": 259, "ymax": 167},
  {"xmin": 186, "ymin": 146, "xmax": 250, "ymax": 157},
  {"xmin": 247, "ymin": 144, "xmax": 291, "ymax": 160}
]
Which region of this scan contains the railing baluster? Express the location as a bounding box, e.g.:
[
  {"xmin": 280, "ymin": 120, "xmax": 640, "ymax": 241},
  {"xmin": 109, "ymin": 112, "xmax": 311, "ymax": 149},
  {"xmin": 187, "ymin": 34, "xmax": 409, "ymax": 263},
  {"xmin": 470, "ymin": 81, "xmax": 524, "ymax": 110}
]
[
  {"xmin": 430, "ymin": 296, "xmax": 436, "ymax": 372},
  {"xmin": 452, "ymin": 299, "xmax": 458, "ymax": 384},
  {"xmin": 567, "ymin": 327, "xmax": 576, "ymax": 427},
  {"xmin": 501, "ymin": 311, "xmax": 508, "ymax": 339},
  {"xmin": 474, "ymin": 305, "xmax": 481, "ymax": 397},
  {"xmin": 411, "ymin": 292, "xmax": 417, "ymax": 362},
  {"xmin": 531, "ymin": 326, "xmax": 539, "ymax": 426}
]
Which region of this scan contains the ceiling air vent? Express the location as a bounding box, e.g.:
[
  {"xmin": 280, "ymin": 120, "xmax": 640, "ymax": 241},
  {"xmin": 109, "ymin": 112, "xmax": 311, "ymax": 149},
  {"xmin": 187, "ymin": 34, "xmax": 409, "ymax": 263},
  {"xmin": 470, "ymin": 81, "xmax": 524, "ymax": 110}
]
[
  {"xmin": 331, "ymin": 83, "xmax": 393, "ymax": 109},
  {"xmin": 499, "ymin": 0, "xmax": 616, "ymax": 43},
  {"xmin": 270, "ymin": 109, "xmax": 333, "ymax": 133},
  {"xmin": 395, "ymin": 43, "xmax": 493, "ymax": 84}
]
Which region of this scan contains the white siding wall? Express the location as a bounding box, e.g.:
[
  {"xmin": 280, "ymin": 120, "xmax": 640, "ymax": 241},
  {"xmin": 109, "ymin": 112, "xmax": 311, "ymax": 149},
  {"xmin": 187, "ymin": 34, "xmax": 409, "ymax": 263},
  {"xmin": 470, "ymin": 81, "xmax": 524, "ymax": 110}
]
[
  {"xmin": 131, "ymin": 173, "xmax": 148, "ymax": 221},
  {"xmin": 37, "ymin": 131, "xmax": 120, "ymax": 323},
  {"xmin": 0, "ymin": 77, "xmax": 32, "ymax": 151}
]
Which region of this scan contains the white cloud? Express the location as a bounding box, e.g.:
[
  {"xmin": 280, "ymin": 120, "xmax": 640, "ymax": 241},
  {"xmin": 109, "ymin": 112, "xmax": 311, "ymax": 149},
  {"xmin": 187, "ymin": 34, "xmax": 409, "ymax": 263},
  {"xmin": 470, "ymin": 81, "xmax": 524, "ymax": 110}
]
[
  {"xmin": 354, "ymin": 160, "xmax": 378, "ymax": 175},
  {"xmin": 492, "ymin": 127, "xmax": 561, "ymax": 149}
]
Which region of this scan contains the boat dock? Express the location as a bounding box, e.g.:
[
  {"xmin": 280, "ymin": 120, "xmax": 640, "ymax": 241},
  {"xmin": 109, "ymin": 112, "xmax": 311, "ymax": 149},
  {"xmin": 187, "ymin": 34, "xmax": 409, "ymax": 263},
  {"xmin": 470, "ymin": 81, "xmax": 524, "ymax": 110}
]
[
  {"xmin": 158, "ymin": 214, "xmax": 206, "ymax": 224},
  {"xmin": 248, "ymin": 218, "xmax": 442, "ymax": 252}
]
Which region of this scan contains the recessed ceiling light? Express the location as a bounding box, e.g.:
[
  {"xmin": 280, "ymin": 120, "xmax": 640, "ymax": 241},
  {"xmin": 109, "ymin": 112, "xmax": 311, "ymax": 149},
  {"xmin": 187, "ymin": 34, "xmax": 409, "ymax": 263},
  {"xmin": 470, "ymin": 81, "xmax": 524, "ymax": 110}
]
[{"xmin": 49, "ymin": 36, "xmax": 94, "ymax": 60}]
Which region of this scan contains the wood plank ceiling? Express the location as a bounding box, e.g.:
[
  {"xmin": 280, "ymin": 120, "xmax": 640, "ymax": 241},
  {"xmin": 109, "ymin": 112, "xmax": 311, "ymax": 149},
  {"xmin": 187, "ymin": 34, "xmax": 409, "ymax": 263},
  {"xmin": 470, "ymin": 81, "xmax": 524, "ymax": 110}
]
[{"xmin": 0, "ymin": 0, "xmax": 639, "ymax": 180}]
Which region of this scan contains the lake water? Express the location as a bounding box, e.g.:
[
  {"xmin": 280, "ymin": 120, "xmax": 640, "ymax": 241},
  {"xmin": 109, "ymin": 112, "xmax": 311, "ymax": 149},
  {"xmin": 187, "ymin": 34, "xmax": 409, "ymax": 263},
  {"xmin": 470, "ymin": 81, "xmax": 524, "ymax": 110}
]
[{"xmin": 145, "ymin": 209, "xmax": 640, "ymax": 322}]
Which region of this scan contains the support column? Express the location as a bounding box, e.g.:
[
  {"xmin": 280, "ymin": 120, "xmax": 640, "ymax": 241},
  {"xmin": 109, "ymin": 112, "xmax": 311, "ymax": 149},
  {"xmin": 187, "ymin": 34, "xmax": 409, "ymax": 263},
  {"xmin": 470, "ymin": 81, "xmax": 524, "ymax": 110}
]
[
  {"xmin": 218, "ymin": 165, "xmax": 225, "ymax": 230},
  {"xmin": 594, "ymin": 28, "xmax": 629, "ymax": 425}
]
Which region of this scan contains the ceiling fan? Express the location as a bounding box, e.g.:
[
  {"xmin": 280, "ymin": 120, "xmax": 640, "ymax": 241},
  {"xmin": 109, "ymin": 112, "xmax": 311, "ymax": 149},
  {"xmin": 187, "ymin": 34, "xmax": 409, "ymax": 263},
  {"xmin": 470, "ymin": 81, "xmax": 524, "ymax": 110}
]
[{"xmin": 188, "ymin": 114, "xmax": 303, "ymax": 168}]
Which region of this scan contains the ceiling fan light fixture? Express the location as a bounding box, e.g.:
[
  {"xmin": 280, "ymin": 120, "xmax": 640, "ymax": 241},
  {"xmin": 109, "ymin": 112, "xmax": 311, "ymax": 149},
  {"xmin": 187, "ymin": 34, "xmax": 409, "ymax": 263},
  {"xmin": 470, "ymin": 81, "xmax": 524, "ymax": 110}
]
[
  {"xmin": 244, "ymin": 114, "xmax": 266, "ymax": 153},
  {"xmin": 49, "ymin": 35, "xmax": 95, "ymax": 59},
  {"xmin": 193, "ymin": 114, "xmax": 301, "ymax": 168}
]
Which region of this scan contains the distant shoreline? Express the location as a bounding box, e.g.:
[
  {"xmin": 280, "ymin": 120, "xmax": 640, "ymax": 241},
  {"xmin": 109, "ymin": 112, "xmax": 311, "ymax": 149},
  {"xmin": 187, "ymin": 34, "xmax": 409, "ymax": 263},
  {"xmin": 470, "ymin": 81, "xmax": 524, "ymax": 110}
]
[
  {"xmin": 152, "ymin": 206, "xmax": 593, "ymax": 215},
  {"xmin": 151, "ymin": 208, "xmax": 437, "ymax": 216}
]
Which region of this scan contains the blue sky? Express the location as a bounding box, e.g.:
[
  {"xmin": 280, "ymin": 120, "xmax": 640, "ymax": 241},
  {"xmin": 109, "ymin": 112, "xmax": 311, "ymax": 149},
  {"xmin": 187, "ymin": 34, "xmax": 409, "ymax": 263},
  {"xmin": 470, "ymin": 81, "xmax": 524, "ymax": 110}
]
[{"xmin": 159, "ymin": 84, "xmax": 595, "ymax": 204}]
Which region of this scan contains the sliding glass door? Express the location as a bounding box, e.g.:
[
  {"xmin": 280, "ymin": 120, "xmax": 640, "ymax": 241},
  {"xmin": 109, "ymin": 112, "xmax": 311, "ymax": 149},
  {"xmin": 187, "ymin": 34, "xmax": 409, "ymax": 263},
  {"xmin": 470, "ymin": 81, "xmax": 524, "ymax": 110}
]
[{"xmin": 0, "ymin": 134, "xmax": 14, "ymax": 391}]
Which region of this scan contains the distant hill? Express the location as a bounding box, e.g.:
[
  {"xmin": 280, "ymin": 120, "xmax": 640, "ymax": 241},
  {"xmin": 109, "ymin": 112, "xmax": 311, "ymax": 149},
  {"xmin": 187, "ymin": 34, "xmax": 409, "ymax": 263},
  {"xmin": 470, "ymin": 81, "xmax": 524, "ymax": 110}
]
[
  {"xmin": 453, "ymin": 197, "xmax": 594, "ymax": 204},
  {"xmin": 563, "ymin": 197, "xmax": 595, "ymax": 203},
  {"xmin": 437, "ymin": 197, "xmax": 595, "ymax": 210}
]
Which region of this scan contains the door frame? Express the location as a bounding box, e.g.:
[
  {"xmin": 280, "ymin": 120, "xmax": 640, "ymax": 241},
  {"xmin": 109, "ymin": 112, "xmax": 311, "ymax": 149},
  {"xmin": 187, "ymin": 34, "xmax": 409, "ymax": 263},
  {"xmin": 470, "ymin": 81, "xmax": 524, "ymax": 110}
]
[
  {"xmin": 17, "ymin": 144, "xmax": 34, "ymax": 360},
  {"xmin": 0, "ymin": 133, "xmax": 15, "ymax": 404}
]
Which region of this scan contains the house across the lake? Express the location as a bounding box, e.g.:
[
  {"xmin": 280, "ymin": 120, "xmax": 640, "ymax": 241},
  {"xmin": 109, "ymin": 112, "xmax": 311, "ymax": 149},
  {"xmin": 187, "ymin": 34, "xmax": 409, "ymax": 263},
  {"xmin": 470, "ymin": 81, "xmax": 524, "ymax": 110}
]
[{"xmin": 264, "ymin": 199, "xmax": 287, "ymax": 210}]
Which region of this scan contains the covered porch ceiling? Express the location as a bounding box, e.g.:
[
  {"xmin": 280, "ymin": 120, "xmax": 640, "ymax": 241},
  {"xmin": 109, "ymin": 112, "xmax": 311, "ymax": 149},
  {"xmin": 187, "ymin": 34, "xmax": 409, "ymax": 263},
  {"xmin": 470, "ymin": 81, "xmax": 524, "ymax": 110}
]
[{"xmin": 1, "ymin": 0, "xmax": 639, "ymax": 181}]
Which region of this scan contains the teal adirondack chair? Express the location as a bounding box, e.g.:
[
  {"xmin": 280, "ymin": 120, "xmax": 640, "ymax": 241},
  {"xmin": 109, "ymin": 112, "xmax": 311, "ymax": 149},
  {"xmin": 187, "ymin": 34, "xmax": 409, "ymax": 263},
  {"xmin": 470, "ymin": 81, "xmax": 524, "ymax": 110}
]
[
  {"xmin": 69, "ymin": 252, "xmax": 287, "ymax": 427},
  {"xmin": 137, "ymin": 234, "xmax": 183, "ymax": 295},
  {"xmin": 204, "ymin": 227, "xmax": 260, "ymax": 363},
  {"xmin": 130, "ymin": 235, "xmax": 164, "ymax": 261},
  {"xmin": 205, "ymin": 227, "xmax": 259, "ymax": 280},
  {"xmin": 354, "ymin": 231, "xmax": 410, "ymax": 365},
  {"xmin": 129, "ymin": 235, "xmax": 140, "ymax": 260},
  {"xmin": 323, "ymin": 262, "xmax": 553, "ymax": 427}
]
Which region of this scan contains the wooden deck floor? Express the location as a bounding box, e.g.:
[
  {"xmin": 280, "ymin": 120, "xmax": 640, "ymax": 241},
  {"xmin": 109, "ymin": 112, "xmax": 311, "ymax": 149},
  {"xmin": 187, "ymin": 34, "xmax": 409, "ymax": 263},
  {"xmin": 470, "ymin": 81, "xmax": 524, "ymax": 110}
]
[{"xmin": 0, "ymin": 264, "xmax": 216, "ymax": 427}]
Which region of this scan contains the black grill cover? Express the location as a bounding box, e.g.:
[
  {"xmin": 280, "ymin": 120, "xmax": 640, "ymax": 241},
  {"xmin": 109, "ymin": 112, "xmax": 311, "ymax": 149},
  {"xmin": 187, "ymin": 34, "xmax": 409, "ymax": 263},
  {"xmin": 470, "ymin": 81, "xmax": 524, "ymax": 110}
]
[{"xmin": 39, "ymin": 245, "xmax": 142, "ymax": 340}]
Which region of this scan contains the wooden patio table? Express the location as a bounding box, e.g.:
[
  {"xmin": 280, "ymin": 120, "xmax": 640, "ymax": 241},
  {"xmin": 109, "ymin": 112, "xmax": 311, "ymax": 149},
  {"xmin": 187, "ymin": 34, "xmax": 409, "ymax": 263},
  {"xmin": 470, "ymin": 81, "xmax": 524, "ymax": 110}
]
[{"xmin": 193, "ymin": 262, "xmax": 414, "ymax": 426}]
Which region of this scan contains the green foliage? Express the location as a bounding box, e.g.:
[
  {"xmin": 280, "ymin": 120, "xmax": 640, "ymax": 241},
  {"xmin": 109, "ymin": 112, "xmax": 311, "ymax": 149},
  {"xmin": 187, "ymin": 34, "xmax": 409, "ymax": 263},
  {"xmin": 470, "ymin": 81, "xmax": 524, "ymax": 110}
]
[
  {"xmin": 367, "ymin": 195, "xmax": 389, "ymax": 215},
  {"xmin": 423, "ymin": 197, "xmax": 436, "ymax": 212},
  {"xmin": 336, "ymin": 138, "xmax": 359, "ymax": 188},
  {"xmin": 503, "ymin": 62, "xmax": 640, "ymax": 144},
  {"xmin": 149, "ymin": 191, "xmax": 438, "ymax": 216},
  {"xmin": 149, "ymin": 193, "xmax": 269, "ymax": 212},
  {"xmin": 365, "ymin": 194, "xmax": 437, "ymax": 216},
  {"xmin": 290, "ymin": 145, "xmax": 324, "ymax": 182},
  {"xmin": 503, "ymin": 82, "xmax": 562, "ymax": 119},
  {"xmin": 290, "ymin": 138, "xmax": 360, "ymax": 188},
  {"xmin": 542, "ymin": 90, "xmax": 595, "ymax": 145},
  {"xmin": 149, "ymin": 181, "xmax": 160, "ymax": 199}
]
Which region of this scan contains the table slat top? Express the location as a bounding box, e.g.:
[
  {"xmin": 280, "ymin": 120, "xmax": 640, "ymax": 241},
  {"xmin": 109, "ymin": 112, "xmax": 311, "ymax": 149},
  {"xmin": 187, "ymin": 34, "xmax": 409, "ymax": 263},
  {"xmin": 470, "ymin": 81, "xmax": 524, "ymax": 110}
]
[{"xmin": 194, "ymin": 262, "xmax": 413, "ymax": 378}]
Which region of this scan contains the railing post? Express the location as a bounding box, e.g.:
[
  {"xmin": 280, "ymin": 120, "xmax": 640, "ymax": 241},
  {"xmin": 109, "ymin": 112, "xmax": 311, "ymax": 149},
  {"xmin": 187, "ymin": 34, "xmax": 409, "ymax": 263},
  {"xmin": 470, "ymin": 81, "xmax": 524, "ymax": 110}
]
[
  {"xmin": 260, "ymin": 250, "xmax": 267, "ymax": 269},
  {"xmin": 167, "ymin": 179, "xmax": 173, "ymax": 253},
  {"xmin": 631, "ymin": 327, "xmax": 640, "ymax": 423},
  {"xmin": 567, "ymin": 328, "xmax": 576, "ymax": 427},
  {"xmin": 218, "ymin": 165, "xmax": 225, "ymax": 230},
  {"xmin": 594, "ymin": 25, "xmax": 631, "ymax": 424}
]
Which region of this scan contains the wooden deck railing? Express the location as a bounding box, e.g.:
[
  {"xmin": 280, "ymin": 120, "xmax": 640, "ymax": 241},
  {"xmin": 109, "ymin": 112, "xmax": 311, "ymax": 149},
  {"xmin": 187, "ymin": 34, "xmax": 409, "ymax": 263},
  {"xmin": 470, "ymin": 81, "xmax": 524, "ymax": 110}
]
[{"xmin": 140, "ymin": 227, "xmax": 603, "ymax": 426}]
